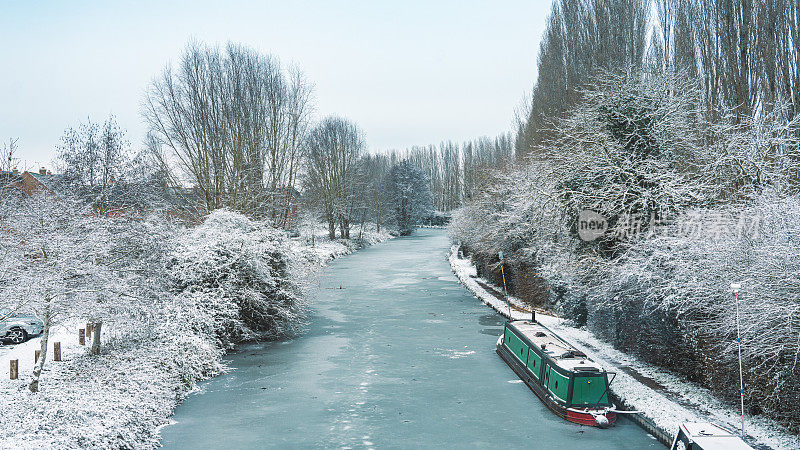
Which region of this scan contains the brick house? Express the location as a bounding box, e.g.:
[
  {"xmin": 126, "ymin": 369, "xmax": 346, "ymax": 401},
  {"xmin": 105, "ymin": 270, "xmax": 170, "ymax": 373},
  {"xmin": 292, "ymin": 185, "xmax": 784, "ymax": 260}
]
[{"xmin": 1, "ymin": 167, "xmax": 57, "ymax": 198}]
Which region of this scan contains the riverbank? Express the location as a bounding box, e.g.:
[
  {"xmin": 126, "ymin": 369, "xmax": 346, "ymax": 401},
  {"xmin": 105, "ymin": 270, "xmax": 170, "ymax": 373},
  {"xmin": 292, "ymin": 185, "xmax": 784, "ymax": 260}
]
[
  {"xmin": 0, "ymin": 219, "xmax": 391, "ymax": 449},
  {"xmin": 159, "ymin": 228, "xmax": 660, "ymax": 449},
  {"xmin": 449, "ymin": 245, "xmax": 799, "ymax": 450}
]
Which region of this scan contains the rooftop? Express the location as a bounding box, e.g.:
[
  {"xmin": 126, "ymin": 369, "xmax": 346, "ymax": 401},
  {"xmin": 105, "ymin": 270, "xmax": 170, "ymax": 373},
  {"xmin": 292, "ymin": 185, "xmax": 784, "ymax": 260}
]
[
  {"xmin": 511, "ymin": 320, "xmax": 603, "ymax": 372},
  {"xmin": 681, "ymin": 423, "xmax": 754, "ymax": 450}
]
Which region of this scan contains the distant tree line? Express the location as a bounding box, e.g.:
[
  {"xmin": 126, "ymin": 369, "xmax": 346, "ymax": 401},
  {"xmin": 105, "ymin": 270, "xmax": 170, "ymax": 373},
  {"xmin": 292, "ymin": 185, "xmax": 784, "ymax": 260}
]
[
  {"xmin": 6, "ymin": 41, "xmax": 510, "ymax": 238},
  {"xmin": 389, "ymin": 133, "xmax": 515, "ymax": 212}
]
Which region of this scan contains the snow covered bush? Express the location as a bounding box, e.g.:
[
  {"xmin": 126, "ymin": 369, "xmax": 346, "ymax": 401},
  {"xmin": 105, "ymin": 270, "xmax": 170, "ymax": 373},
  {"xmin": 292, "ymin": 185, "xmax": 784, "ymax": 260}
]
[
  {"xmin": 0, "ymin": 201, "xmax": 318, "ymax": 446},
  {"xmin": 590, "ymin": 192, "xmax": 800, "ymax": 429},
  {"xmin": 167, "ymin": 210, "xmax": 307, "ymax": 347},
  {"xmin": 450, "ymin": 68, "xmax": 800, "ymax": 430}
]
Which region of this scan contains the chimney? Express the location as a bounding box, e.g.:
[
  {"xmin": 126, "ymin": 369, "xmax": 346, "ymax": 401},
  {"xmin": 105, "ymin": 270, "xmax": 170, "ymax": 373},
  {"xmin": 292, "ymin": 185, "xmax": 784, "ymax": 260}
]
[
  {"xmin": 39, "ymin": 167, "xmax": 47, "ymax": 175},
  {"xmin": 12, "ymin": 167, "xmax": 19, "ymax": 174}
]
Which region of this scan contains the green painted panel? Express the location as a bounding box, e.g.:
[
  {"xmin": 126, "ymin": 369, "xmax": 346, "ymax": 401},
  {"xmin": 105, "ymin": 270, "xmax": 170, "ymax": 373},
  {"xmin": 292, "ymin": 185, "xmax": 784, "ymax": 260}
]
[
  {"xmin": 570, "ymin": 376, "xmax": 608, "ymax": 405},
  {"xmin": 547, "ymin": 368, "xmax": 570, "ymax": 402},
  {"xmin": 504, "ymin": 327, "xmax": 529, "ymax": 364},
  {"xmin": 526, "ymin": 351, "xmax": 541, "ymax": 379}
]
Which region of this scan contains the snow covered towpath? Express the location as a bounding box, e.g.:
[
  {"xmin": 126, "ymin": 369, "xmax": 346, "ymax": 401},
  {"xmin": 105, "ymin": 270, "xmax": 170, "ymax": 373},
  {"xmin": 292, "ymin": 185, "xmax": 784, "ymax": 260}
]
[{"xmin": 449, "ymin": 245, "xmax": 799, "ymax": 450}]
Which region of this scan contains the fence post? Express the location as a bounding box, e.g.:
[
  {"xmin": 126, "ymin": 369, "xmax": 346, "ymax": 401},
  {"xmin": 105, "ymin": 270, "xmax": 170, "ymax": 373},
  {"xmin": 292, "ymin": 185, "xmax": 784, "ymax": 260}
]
[
  {"xmin": 79, "ymin": 328, "xmax": 85, "ymax": 346},
  {"xmin": 86, "ymin": 323, "xmax": 92, "ymax": 341},
  {"xmin": 54, "ymin": 342, "xmax": 62, "ymax": 361},
  {"xmin": 10, "ymin": 359, "xmax": 18, "ymax": 380},
  {"xmin": 35, "ymin": 350, "xmax": 41, "ymax": 363}
]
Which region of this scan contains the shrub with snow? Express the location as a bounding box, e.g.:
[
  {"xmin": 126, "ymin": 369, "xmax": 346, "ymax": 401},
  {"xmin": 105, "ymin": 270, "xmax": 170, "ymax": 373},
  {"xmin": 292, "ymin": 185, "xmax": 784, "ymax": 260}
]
[
  {"xmin": 167, "ymin": 210, "xmax": 307, "ymax": 347},
  {"xmin": 0, "ymin": 202, "xmax": 316, "ymax": 447},
  {"xmin": 591, "ymin": 192, "xmax": 800, "ymax": 429}
]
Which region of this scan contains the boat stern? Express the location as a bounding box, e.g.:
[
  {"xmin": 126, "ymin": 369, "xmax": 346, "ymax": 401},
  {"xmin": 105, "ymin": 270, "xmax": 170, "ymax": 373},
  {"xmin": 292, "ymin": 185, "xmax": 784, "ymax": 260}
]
[{"xmin": 566, "ymin": 408, "xmax": 617, "ymax": 428}]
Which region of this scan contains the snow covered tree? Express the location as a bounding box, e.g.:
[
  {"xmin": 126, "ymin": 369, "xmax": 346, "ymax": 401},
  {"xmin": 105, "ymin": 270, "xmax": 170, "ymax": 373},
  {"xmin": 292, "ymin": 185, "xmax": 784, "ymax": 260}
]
[
  {"xmin": 0, "ymin": 192, "xmax": 182, "ymax": 391},
  {"xmin": 304, "ymin": 117, "xmax": 365, "ymax": 240},
  {"xmin": 143, "ymin": 41, "xmax": 314, "ymax": 221},
  {"xmin": 547, "ymin": 71, "xmax": 709, "ymax": 255},
  {"xmin": 386, "ymin": 160, "xmax": 433, "ymax": 236},
  {"xmin": 56, "ymin": 115, "xmax": 134, "ymax": 216},
  {"xmin": 55, "ymin": 115, "xmax": 174, "ymax": 217},
  {"xmin": 1, "ymin": 137, "xmax": 18, "ymax": 173},
  {"xmin": 356, "ymin": 154, "xmax": 392, "ymax": 233},
  {"xmin": 0, "ymin": 194, "xmax": 118, "ymax": 391}
]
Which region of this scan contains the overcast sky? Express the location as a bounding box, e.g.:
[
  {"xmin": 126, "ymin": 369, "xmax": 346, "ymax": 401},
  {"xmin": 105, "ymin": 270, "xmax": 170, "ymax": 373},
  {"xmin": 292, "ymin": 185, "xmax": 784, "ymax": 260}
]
[{"xmin": 1, "ymin": 0, "xmax": 549, "ymax": 169}]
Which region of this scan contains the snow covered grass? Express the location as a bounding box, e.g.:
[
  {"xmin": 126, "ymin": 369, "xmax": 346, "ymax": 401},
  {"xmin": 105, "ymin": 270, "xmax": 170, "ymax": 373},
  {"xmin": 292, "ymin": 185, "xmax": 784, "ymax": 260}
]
[
  {"xmin": 0, "ymin": 211, "xmax": 391, "ymax": 449},
  {"xmin": 449, "ymin": 245, "xmax": 799, "ymax": 450},
  {"xmin": 0, "ymin": 321, "xmax": 222, "ymax": 448},
  {"xmin": 291, "ymin": 223, "xmax": 393, "ymax": 266}
]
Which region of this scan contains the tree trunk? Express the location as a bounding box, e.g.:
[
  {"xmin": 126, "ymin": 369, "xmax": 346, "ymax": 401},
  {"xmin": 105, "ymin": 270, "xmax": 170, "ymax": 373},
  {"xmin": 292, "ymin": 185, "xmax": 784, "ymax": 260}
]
[
  {"xmin": 91, "ymin": 321, "xmax": 102, "ymax": 355},
  {"xmin": 358, "ymin": 209, "xmax": 366, "ymax": 242},
  {"xmin": 29, "ymin": 303, "xmax": 51, "ymax": 393},
  {"xmin": 327, "ymin": 215, "xmax": 336, "ymax": 240},
  {"xmin": 376, "ymin": 191, "xmax": 381, "ymax": 232}
]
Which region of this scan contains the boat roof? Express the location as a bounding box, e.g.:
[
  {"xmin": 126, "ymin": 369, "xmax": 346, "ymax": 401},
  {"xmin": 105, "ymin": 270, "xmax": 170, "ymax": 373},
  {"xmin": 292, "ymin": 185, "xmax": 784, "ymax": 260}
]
[
  {"xmin": 680, "ymin": 423, "xmax": 753, "ymax": 450},
  {"xmin": 509, "ymin": 320, "xmax": 604, "ymax": 373}
]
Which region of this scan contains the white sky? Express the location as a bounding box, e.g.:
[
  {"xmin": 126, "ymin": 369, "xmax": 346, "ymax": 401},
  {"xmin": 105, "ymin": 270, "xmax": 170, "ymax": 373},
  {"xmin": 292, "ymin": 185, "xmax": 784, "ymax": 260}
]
[{"xmin": 1, "ymin": 0, "xmax": 550, "ymax": 169}]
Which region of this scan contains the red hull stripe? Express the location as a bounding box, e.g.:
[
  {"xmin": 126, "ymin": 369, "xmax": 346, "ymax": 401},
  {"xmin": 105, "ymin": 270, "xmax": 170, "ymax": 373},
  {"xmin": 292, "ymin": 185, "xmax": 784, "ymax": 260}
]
[{"xmin": 566, "ymin": 410, "xmax": 617, "ymax": 426}]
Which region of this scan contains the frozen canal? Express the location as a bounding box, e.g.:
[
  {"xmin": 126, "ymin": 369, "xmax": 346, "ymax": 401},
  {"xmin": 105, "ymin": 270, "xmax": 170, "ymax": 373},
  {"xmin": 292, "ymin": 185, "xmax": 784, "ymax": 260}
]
[{"xmin": 160, "ymin": 229, "xmax": 660, "ymax": 449}]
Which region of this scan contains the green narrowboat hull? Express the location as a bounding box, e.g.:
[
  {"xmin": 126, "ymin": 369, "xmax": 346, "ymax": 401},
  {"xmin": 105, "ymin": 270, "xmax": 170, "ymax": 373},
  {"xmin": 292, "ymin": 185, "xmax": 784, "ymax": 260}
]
[{"xmin": 497, "ymin": 320, "xmax": 616, "ymax": 427}]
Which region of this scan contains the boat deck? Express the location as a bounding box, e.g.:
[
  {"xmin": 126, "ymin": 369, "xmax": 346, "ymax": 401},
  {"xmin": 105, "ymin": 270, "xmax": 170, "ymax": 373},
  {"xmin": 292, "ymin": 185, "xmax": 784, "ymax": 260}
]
[{"xmin": 510, "ymin": 320, "xmax": 602, "ymax": 372}]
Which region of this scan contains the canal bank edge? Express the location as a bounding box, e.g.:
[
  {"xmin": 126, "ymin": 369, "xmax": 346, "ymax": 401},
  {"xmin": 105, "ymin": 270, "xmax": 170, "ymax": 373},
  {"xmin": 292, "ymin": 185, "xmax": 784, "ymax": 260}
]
[
  {"xmin": 152, "ymin": 230, "xmax": 395, "ymax": 446},
  {"xmin": 448, "ymin": 244, "xmax": 795, "ymax": 450}
]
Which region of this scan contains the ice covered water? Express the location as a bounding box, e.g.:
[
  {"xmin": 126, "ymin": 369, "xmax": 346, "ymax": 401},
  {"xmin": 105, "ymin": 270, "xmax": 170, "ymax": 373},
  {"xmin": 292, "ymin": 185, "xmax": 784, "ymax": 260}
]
[{"xmin": 160, "ymin": 229, "xmax": 659, "ymax": 449}]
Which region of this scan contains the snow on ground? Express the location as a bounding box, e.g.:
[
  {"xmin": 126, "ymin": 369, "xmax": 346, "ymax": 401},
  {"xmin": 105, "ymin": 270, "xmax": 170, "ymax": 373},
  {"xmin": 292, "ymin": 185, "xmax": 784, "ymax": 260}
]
[
  {"xmin": 0, "ymin": 321, "xmax": 83, "ymax": 385},
  {"xmin": 292, "ymin": 226, "xmax": 393, "ymax": 266},
  {"xmin": 0, "ymin": 320, "xmax": 200, "ymax": 448},
  {"xmin": 0, "ymin": 224, "xmax": 392, "ymax": 449},
  {"xmin": 449, "ymin": 245, "xmax": 799, "ymax": 450}
]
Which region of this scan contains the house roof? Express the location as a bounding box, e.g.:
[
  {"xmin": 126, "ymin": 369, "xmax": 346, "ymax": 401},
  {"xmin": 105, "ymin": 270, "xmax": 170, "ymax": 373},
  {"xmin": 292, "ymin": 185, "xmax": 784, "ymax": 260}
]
[{"xmin": 27, "ymin": 171, "xmax": 70, "ymax": 193}]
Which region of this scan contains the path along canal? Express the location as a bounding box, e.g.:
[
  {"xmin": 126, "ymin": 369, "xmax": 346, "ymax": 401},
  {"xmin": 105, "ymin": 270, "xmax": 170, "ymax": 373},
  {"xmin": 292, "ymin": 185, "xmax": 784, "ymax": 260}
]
[{"xmin": 160, "ymin": 229, "xmax": 660, "ymax": 449}]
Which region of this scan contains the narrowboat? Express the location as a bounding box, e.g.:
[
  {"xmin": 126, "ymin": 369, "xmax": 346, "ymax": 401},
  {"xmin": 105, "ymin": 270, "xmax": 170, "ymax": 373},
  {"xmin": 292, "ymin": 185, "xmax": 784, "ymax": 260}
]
[
  {"xmin": 669, "ymin": 423, "xmax": 753, "ymax": 449},
  {"xmin": 496, "ymin": 319, "xmax": 617, "ymax": 427}
]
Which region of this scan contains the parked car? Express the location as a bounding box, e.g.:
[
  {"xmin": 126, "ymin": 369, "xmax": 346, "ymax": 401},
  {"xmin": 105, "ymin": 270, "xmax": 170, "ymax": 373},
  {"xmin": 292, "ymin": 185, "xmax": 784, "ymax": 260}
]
[{"xmin": 0, "ymin": 310, "xmax": 44, "ymax": 344}]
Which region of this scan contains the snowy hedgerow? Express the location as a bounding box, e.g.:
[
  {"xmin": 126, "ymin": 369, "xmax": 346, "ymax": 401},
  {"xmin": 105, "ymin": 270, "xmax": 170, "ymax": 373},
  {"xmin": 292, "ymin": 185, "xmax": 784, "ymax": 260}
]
[
  {"xmin": 545, "ymin": 71, "xmax": 710, "ymax": 255},
  {"xmin": 167, "ymin": 210, "xmax": 307, "ymax": 347},
  {"xmin": 591, "ymin": 192, "xmax": 800, "ymax": 429},
  {"xmin": 450, "ymin": 68, "xmax": 800, "ymax": 430}
]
